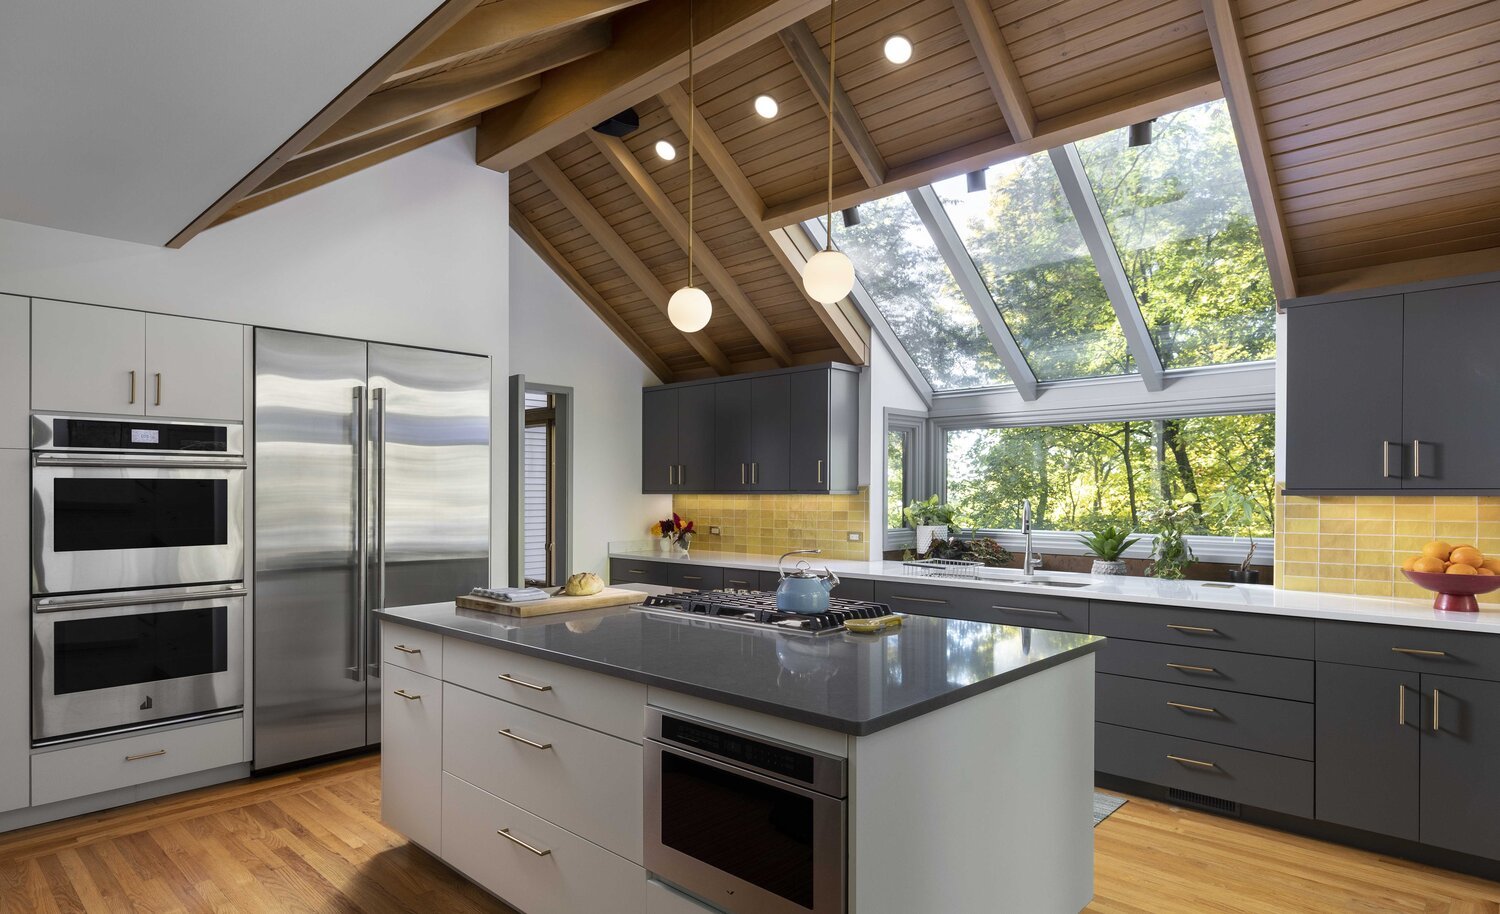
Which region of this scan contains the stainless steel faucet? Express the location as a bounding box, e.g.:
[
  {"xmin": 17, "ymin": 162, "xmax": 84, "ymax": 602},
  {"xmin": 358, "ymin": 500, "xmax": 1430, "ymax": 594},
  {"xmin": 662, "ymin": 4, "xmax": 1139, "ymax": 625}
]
[{"xmin": 1021, "ymin": 499, "xmax": 1037, "ymax": 576}]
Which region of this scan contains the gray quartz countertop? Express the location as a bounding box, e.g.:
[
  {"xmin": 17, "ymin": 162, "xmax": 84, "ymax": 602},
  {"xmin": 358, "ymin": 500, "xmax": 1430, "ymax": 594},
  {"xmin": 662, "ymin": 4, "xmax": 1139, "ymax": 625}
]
[{"xmin": 376, "ymin": 600, "xmax": 1101, "ymax": 736}]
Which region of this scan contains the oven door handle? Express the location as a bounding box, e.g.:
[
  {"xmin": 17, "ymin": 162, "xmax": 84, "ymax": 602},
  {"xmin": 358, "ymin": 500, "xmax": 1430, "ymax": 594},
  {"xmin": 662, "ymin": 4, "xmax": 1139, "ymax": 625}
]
[
  {"xmin": 33, "ymin": 453, "xmax": 247, "ymax": 470},
  {"xmin": 34, "ymin": 586, "xmax": 248, "ymax": 613},
  {"xmin": 647, "ymin": 738, "xmax": 845, "ymax": 801}
]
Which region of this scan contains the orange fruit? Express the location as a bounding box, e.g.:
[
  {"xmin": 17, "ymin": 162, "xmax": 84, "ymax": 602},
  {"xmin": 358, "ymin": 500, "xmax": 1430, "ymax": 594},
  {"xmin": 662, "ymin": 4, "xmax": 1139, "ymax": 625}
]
[
  {"xmin": 1478, "ymin": 568, "xmax": 1496, "ymax": 576},
  {"xmin": 1484, "ymin": 558, "xmax": 1500, "ymax": 574},
  {"xmin": 1447, "ymin": 563, "xmax": 1479, "ymax": 575},
  {"xmin": 1412, "ymin": 556, "xmax": 1447, "ymax": 574},
  {"xmin": 1451, "ymin": 546, "xmax": 1485, "ymax": 568},
  {"xmin": 1401, "ymin": 555, "xmax": 1420, "ymax": 572},
  {"xmin": 1422, "ymin": 541, "xmax": 1454, "ymax": 561}
]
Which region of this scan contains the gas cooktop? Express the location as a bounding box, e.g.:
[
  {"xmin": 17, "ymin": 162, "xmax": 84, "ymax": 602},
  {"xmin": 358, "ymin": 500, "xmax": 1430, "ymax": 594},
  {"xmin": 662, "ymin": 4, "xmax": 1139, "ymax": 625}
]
[{"xmin": 637, "ymin": 589, "xmax": 892, "ymax": 636}]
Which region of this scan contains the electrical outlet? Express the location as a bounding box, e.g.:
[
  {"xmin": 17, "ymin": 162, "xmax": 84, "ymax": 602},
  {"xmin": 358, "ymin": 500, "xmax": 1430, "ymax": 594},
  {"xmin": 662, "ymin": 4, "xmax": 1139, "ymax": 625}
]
[
  {"xmin": 708, "ymin": 526, "xmax": 722, "ymax": 536},
  {"xmin": 847, "ymin": 531, "xmax": 862, "ymax": 542}
]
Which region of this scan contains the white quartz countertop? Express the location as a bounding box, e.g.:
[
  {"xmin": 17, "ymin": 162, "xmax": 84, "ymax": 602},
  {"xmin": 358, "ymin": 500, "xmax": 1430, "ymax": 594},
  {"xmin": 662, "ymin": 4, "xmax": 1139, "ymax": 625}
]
[{"xmin": 608, "ymin": 547, "xmax": 1500, "ymax": 634}]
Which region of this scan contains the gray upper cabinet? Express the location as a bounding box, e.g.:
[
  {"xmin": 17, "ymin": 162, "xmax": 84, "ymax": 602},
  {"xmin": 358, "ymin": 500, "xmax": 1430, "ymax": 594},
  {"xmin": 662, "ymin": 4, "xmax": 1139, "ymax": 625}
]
[
  {"xmin": 643, "ymin": 364, "xmax": 861, "ymax": 495},
  {"xmin": 1402, "ymin": 282, "xmax": 1500, "ymax": 489}
]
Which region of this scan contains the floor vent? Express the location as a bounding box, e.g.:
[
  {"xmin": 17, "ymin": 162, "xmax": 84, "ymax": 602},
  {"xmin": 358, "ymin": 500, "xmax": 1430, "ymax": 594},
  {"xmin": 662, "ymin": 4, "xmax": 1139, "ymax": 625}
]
[{"xmin": 1168, "ymin": 787, "xmax": 1241, "ymax": 816}]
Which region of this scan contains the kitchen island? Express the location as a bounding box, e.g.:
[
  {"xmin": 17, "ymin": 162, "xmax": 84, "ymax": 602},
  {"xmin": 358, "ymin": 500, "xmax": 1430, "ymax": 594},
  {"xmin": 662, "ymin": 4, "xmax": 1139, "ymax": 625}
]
[{"xmin": 376, "ymin": 599, "xmax": 1101, "ymax": 914}]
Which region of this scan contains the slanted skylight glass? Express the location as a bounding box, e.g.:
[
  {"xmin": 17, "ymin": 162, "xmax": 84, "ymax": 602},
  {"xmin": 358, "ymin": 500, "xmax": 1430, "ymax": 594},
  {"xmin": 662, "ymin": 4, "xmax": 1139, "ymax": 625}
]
[
  {"xmin": 1076, "ymin": 100, "xmax": 1277, "ymax": 369},
  {"xmin": 935, "ymin": 158, "xmax": 1132, "ymax": 381}
]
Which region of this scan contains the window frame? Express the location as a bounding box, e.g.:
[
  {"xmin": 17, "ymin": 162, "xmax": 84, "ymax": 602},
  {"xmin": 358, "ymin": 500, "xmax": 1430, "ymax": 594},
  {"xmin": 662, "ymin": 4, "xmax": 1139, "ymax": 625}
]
[{"xmin": 883, "ymin": 408, "xmax": 928, "ymax": 551}]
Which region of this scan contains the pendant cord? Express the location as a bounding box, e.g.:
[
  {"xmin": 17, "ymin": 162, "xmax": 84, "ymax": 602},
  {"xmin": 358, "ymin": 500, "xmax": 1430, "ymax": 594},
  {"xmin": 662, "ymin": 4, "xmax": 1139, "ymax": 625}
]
[
  {"xmin": 825, "ymin": 0, "xmax": 836, "ymax": 250},
  {"xmin": 687, "ymin": 0, "xmax": 695, "ymax": 289}
]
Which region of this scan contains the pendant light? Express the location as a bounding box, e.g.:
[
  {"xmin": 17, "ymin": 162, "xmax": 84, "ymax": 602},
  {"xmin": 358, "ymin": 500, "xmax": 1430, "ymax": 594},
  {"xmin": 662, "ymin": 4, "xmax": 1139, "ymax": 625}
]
[
  {"xmin": 804, "ymin": 0, "xmax": 856, "ymax": 305},
  {"xmin": 668, "ymin": 0, "xmax": 712, "ymax": 333}
]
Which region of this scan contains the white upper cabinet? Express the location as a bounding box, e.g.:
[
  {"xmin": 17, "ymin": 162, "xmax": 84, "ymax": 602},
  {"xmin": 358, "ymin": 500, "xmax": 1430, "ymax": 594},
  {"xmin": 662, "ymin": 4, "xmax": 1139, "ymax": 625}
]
[
  {"xmin": 144, "ymin": 313, "xmax": 243, "ymax": 420},
  {"xmin": 31, "ymin": 301, "xmax": 244, "ymax": 421},
  {"xmin": 0, "ymin": 295, "xmax": 28, "ymax": 448}
]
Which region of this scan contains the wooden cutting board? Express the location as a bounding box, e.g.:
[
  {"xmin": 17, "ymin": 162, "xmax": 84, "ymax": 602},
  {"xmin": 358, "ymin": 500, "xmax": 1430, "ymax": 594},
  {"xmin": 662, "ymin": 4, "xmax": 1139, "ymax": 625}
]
[{"xmin": 455, "ymin": 587, "xmax": 644, "ymax": 617}]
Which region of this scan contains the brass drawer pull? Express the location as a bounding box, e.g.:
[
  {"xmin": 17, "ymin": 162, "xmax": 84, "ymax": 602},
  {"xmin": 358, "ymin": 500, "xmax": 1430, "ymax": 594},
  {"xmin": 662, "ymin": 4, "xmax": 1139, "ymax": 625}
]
[
  {"xmin": 1167, "ymin": 701, "xmax": 1218, "ymax": 715},
  {"xmin": 392, "ymin": 644, "xmax": 421, "ymax": 654},
  {"xmin": 155, "ymin": 372, "xmax": 162, "ymax": 406},
  {"xmin": 1391, "ymin": 647, "xmax": 1446, "ymax": 658},
  {"xmin": 1167, "ymin": 754, "xmax": 1216, "ymax": 769},
  {"xmin": 498, "ymin": 729, "xmax": 552, "ymax": 750},
  {"xmin": 497, "ymin": 828, "xmax": 552, "ymax": 857},
  {"xmin": 1432, "ymin": 689, "xmax": 1442, "ymax": 732},
  {"xmin": 125, "ymin": 749, "xmax": 166, "ymax": 762},
  {"xmin": 626, "ymin": 569, "xmax": 647, "ymax": 575},
  {"xmin": 499, "ymin": 673, "xmax": 553, "ymax": 692},
  {"xmin": 129, "ymin": 370, "xmax": 137, "ymax": 404},
  {"xmin": 727, "ymin": 578, "xmax": 752, "ymax": 586},
  {"xmin": 1165, "ymin": 662, "xmax": 1217, "ymax": 674},
  {"xmin": 392, "ymin": 689, "xmax": 421, "ymax": 701},
  {"xmin": 993, "ymin": 606, "xmax": 1062, "ymax": 616},
  {"xmin": 1398, "ymin": 683, "xmax": 1406, "ymax": 726},
  {"xmin": 894, "ymin": 594, "xmax": 949, "ymax": 605},
  {"xmin": 1167, "ymin": 624, "xmax": 1218, "ymax": 634},
  {"xmin": 683, "ymin": 575, "xmax": 703, "ymax": 581}
]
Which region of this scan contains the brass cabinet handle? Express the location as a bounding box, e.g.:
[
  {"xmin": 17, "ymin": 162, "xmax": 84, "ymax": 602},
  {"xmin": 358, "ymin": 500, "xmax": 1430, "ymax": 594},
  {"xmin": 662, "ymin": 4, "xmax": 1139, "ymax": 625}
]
[
  {"xmin": 497, "ymin": 828, "xmax": 552, "ymax": 857},
  {"xmin": 752, "ymin": 462, "xmax": 758, "ymax": 484},
  {"xmin": 1167, "ymin": 701, "xmax": 1218, "ymax": 715},
  {"xmin": 1166, "ymin": 662, "xmax": 1217, "ymax": 674},
  {"xmin": 1413, "ymin": 440, "xmax": 1423, "ymax": 478},
  {"xmin": 626, "ymin": 569, "xmax": 647, "ymax": 575},
  {"xmin": 1432, "ymin": 689, "xmax": 1441, "ymax": 732},
  {"xmin": 741, "ymin": 462, "xmax": 746, "ymax": 485},
  {"xmin": 682, "ymin": 575, "xmax": 703, "ymax": 581},
  {"xmin": 392, "ymin": 644, "xmax": 421, "ymax": 654},
  {"xmin": 1391, "ymin": 647, "xmax": 1446, "ymax": 657},
  {"xmin": 678, "ymin": 465, "xmax": 685, "ymax": 486},
  {"xmin": 392, "ymin": 689, "xmax": 421, "ymax": 701},
  {"xmin": 992, "ymin": 605, "xmax": 1063, "ymax": 616},
  {"xmin": 498, "ymin": 728, "xmax": 552, "ymax": 750},
  {"xmin": 1382, "ymin": 441, "xmax": 1392, "ymax": 479},
  {"xmin": 668, "ymin": 465, "xmax": 673, "ymax": 486},
  {"xmin": 129, "ymin": 370, "xmax": 137, "ymax": 404},
  {"xmin": 817, "ymin": 459, "xmax": 824, "ymax": 484},
  {"xmin": 498, "ymin": 672, "xmax": 553, "ymax": 692},
  {"xmin": 125, "ymin": 749, "xmax": 166, "ymax": 762},
  {"xmin": 1167, "ymin": 754, "xmax": 1217, "ymax": 769},
  {"xmin": 893, "ymin": 594, "xmax": 949, "ymax": 605},
  {"xmin": 1167, "ymin": 624, "xmax": 1218, "ymax": 634},
  {"xmin": 154, "ymin": 372, "xmax": 162, "ymax": 406},
  {"xmin": 727, "ymin": 578, "xmax": 752, "ymax": 586}
]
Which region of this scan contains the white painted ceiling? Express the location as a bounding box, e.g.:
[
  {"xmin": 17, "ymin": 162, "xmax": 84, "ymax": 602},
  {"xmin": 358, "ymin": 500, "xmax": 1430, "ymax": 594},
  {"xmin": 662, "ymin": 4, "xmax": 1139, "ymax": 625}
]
[{"xmin": 0, "ymin": 0, "xmax": 442, "ymax": 245}]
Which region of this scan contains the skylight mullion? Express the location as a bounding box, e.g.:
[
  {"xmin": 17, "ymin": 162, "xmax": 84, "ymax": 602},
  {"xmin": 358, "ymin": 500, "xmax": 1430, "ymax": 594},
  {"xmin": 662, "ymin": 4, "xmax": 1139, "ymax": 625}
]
[
  {"xmin": 907, "ymin": 186, "xmax": 1039, "ymax": 401},
  {"xmin": 1049, "ymin": 144, "xmax": 1167, "ymax": 392}
]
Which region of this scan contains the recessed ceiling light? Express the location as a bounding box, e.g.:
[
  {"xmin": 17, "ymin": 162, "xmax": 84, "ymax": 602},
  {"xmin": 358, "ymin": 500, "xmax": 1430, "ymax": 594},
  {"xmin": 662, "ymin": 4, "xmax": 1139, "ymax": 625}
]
[
  {"xmin": 884, "ymin": 35, "xmax": 913, "ymax": 65},
  {"xmin": 655, "ymin": 139, "xmax": 677, "ymax": 161},
  {"xmin": 754, "ymin": 94, "xmax": 779, "ymax": 119}
]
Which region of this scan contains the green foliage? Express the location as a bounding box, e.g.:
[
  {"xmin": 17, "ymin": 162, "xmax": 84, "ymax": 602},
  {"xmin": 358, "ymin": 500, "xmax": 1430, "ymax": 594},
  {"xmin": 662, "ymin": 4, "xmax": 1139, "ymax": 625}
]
[
  {"xmin": 928, "ymin": 536, "xmax": 1013, "ymax": 568},
  {"xmin": 1077, "ymin": 522, "xmax": 1141, "ymax": 562},
  {"xmin": 886, "ymin": 431, "xmax": 906, "ymax": 529},
  {"xmin": 1145, "ymin": 503, "xmax": 1198, "ymax": 580},
  {"xmin": 903, "ymin": 496, "xmax": 956, "ymax": 528}
]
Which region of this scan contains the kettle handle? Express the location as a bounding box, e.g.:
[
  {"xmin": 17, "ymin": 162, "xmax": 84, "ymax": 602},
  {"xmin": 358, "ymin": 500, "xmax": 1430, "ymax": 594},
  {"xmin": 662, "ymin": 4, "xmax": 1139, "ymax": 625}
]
[
  {"xmin": 823, "ymin": 566, "xmax": 841, "ymax": 591},
  {"xmin": 779, "ymin": 548, "xmax": 823, "ymax": 579}
]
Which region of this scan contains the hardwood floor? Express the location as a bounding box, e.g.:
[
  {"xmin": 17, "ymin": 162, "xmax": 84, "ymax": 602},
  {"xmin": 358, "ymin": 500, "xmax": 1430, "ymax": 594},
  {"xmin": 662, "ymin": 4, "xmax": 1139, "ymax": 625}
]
[{"xmin": 2, "ymin": 756, "xmax": 1497, "ymax": 913}]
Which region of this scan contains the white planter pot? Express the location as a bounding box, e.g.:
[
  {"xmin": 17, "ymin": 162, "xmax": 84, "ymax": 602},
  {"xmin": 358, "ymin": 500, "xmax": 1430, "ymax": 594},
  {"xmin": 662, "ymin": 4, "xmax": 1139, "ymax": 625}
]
[
  {"xmin": 655, "ymin": 538, "xmax": 673, "ymax": 555},
  {"xmin": 1091, "ymin": 559, "xmax": 1128, "ymax": 576},
  {"xmin": 915, "ymin": 525, "xmax": 948, "ymax": 554}
]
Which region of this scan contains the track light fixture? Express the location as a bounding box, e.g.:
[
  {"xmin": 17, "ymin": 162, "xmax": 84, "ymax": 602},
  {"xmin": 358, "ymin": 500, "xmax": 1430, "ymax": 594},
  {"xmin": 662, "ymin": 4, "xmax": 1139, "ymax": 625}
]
[
  {"xmin": 841, "ymin": 206, "xmax": 861, "ymax": 227},
  {"xmin": 1128, "ymin": 119, "xmax": 1156, "ymax": 147},
  {"xmin": 966, "ymin": 170, "xmax": 986, "ymax": 193}
]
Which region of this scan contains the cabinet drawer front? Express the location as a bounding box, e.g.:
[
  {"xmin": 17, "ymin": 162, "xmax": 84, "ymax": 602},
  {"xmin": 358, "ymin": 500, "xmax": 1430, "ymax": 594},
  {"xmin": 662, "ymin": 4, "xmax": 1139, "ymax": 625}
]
[
  {"xmin": 832, "ymin": 576, "xmax": 875, "ymax": 603},
  {"xmin": 443, "ymin": 637, "xmax": 647, "ymax": 742},
  {"xmin": 443, "ymin": 683, "xmax": 643, "ymax": 863},
  {"xmin": 873, "ymin": 581, "xmax": 1087, "ymax": 632},
  {"xmin": 1096, "ymin": 722, "xmax": 1313, "ymax": 818},
  {"xmin": 31, "ymin": 717, "xmax": 244, "ymax": 807},
  {"xmin": 1316, "ymin": 621, "xmax": 1500, "ymax": 677},
  {"xmin": 668, "ymin": 565, "xmax": 723, "ymax": 590},
  {"xmin": 718, "ymin": 568, "xmax": 763, "ymax": 590},
  {"xmin": 441, "ymin": 773, "xmax": 645, "ymax": 914},
  {"xmin": 1091, "ymin": 602, "xmax": 1313, "ymax": 658},
  {"xmin": 382, "ymin": 666, "xmax": 442, "ymax": 853},
  {"xmin": 1096, "ymin": 674, "xmax": 1313, "ymax": 760},
  {"xmin": 647, "ymin": 879, "xmax": 719, "ymax": 914},
  {"xmin": 381, "ymin": 622, "xmax": 443, "ymax": 679},
  {"xmin": 611, "ymin": 559, "xmax": 669, "ymax": 586},
  {"xmin": 1095, "ymin": 638, "xmax": 1314, "ymax": 702}
]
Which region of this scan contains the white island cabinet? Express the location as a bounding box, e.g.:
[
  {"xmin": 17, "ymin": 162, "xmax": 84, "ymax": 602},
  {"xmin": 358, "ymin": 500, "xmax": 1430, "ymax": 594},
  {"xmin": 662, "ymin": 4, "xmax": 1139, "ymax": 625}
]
[{"xmin": 379, "ymin": 606, "xmax": 1100, "ymax": 914}]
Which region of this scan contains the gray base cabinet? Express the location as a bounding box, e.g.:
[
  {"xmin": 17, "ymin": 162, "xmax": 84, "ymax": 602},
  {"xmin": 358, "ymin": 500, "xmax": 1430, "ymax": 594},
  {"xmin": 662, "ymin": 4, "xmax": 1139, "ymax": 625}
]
[
  {"xmin": 1315, "ymin": 662, "xmax": 1420, "ymax": 841},
  {"xmin": 1420, "ymin": 674, "xmax": 1500, "ymax": 860}
]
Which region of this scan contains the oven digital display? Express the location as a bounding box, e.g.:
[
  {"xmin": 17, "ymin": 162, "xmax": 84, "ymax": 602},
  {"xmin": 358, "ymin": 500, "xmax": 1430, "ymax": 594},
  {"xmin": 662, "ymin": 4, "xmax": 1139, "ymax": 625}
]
[
  {"xmin": 661, "ymin": 715, "xmax": 817, "ymax": 784},
  {"xmin": 130, "ymin": 428, "xmax": 160, "ymax": 444}
]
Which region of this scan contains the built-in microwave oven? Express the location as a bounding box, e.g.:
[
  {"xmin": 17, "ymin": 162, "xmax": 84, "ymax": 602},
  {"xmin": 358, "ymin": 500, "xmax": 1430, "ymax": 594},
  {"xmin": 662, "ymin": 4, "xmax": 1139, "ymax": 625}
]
[{"xmin": 30, "ymin": 415, "xmax": 245, "ymax": 595}]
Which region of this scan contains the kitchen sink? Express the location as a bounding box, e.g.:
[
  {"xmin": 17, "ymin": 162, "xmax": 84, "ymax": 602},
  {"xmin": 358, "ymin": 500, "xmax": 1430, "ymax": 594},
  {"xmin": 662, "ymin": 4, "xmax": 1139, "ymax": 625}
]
[{"xmin": 1010, "ymin": 579, "xmax": 1091, "ymax": 588}]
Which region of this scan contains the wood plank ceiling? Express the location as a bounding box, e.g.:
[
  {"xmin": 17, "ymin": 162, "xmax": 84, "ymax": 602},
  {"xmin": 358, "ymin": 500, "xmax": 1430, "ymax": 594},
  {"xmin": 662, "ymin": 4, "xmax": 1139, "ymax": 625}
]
[{"xmin": 207, "ymin": 0, "xmax": 1500, "ymax": 377}]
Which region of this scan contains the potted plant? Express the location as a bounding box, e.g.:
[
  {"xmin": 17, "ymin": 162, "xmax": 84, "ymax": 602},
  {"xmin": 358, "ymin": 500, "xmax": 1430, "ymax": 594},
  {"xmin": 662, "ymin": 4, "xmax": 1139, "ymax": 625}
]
[
  {"xmin": 1078, "ymin": 522, "xmax": 1139, "ymax": 576},
  {"xmin": 649, "ymin": 513, "xmax": 696, "ymax": 555},
  {"xmin": 1206, "ymin": 488, "xmax": 1262, "ymax": 584},
  {"xmin": 1144, "ymin": 503, "xmax": 1197, "ymax": 581},
  {"xmin": 904, "ymin": 496, "xmax": 956, "ymax": 555},
  {"xmin": 1230, "ymin": 542, "xmax": 1260, "ymax": 585}
]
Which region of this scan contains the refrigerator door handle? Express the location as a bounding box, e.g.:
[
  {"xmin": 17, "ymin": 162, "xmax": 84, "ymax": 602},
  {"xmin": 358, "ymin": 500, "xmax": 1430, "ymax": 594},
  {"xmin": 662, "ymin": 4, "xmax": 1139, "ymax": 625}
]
[
  {"xmin": 371, "ymin": 387, "xmax": 388, "ymax": 679},
  {"xmin": 351, "ymin": 386, "xmax": 369, "ymax": 683}
]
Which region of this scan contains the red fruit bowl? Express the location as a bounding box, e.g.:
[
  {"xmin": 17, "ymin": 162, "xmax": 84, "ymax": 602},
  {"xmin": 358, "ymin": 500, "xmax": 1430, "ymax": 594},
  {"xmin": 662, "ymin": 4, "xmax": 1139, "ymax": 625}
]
[{"xmin": 1402, "ymin": 570, "xmax": 1500, "ymax": 613}]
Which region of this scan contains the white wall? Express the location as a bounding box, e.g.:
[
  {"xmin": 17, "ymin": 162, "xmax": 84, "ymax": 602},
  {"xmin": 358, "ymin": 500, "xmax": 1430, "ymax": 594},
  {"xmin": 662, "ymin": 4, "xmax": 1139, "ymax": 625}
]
[
  {"xmin": 863, "ymin": 334, "xmax": 928, "ymax": 556},
  {"xmin": 0, "ymin": 131, "xmax": 512, "ymax": 570},
  {"xmin": 509, "ymin": 229, "xmax": 672, "ymax": 578}
]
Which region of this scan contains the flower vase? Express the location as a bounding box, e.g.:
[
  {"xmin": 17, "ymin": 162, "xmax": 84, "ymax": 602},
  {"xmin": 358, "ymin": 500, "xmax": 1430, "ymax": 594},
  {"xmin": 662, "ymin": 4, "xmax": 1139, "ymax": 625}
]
[
  {"xmin": 675, "ymin": 533, "xmax": 693, "ymax": 556},
  {"xmin": 655, "ymin": 537, "xmax": 673, "ymax": 555}
]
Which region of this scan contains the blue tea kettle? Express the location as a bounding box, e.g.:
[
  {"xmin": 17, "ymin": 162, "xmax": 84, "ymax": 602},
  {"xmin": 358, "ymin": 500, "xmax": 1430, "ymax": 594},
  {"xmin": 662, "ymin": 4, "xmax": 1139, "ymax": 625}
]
[{"xmin": 776, "ymin": 549, "xmax": 840, "ymax": 615}]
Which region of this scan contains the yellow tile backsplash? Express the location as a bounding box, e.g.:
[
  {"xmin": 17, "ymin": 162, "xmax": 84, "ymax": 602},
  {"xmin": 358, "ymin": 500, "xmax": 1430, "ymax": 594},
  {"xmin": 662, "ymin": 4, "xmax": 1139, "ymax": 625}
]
[
  {"xmin": 672, "ymin": 490, "xmax": 871, "ymax": 560},
  {"xmin": 1275, "ymin": 488, "xmax": 1500, "ymax": 605}
]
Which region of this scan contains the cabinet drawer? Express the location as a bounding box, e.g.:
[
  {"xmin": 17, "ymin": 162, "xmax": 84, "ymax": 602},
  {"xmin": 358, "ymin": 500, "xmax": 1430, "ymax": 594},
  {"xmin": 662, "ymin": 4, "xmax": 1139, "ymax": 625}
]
[
  {"xmin": 612, "ymin": 559, "xmax": 669, "ymax": 586},
  {"xmin": 381, "ymin": 621, "xmax": 443, "ymax": 679},
  {"xmin": 382, "ymin": 666, "xmax": 442, "ymax": 853},
  {"xmin": 1095, "ymin": 638, "xmax": 1314, "ymax": 702},
  {"xmin": 443, "ymin": 683, "xmax": 643, "ymax": 863},
  {"xmin": 648, "ymin": 879, "xmax": 718, "ymax": 914},
  {"xmin": 873, "ymin": 581, "xmax": 1087, "ymax": 632},
  {"xmin": 1096, "ymin": 722, "xmax": 1313, "ymax": 818},
  {"xmin": 441, "ymin": 773, "xmax": 645, "ymax": 914},
  {"xmin": 444, "ymin": 637, "xmax": 647, "ymax": 742},
  {"xmin": 718, "ymin": 568, "xmax": 764, "ymax": 590},
  {"xmin": 832, "ymin": 576, "xmax": 876, "ymax": 603},
  {"xmin": 668, "ymin": 565, "xmax": 723, "ymax": 590},
  {"xmin": 1096, "ymin": 674, "xmax": 1313, "ymax": 760},
  {"xmin": 1091, "ymin": 602, "xmax": 1313, "ymax": 658},
  {"xmin": 1316, "ymin": 621, "xmax": 1500, "ymax": 678},
  {"xmin": 31, "ymin": 717, "xmax": 244, "ymax": 807}
]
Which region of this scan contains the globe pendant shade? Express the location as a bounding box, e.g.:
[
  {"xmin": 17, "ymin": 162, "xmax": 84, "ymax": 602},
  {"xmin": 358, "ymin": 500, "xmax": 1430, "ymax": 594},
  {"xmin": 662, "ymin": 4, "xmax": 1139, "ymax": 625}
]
[
  {"xmin": 668, "ymin": 285, "xmax": 712, "ymax": 332},
  {"xmin": 804, "ymin": 249, "xmax": 855, "ymax": 304}
]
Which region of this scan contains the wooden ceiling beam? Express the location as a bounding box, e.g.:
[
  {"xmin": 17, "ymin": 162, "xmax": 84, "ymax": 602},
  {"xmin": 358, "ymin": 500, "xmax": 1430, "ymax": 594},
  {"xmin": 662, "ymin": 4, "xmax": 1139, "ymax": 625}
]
[
  {"xmin": 476, "ymin": 0, "xmax": 828, "ymax": 174},
  {"xmin": 588, "ymin": 131, "xmax": 795, "ymax": 367},
  {"xmin": 658, "ymin": 85, "xmax": 869, "ymax": 365},
  {"xmin": 760, "ymin": 68, "xmax": 1223, "ymax": 229},
  {"xmin": 950, "ymin": 0, "xmax": 1034, "ymax": 141},
  {"xmin": 510, "ymin": 203, "xmax": 675, "ymax": 382},
  {"xmin": 1202, "ymin": 0, "xmax": 1298, "ymax": 303},
  {"xmin": 167, "ymin": 0, "xmax": 484, "ymax": 248},
  {"xmin": 304, "ymin": 23, "xmax": 608, "ymax": 156},
  {"xmin": 779, "ymin": 21, "xmax": 887, "ymax": 187},
  {"xmin": 390, "ymin": 0, "xmax": 648, "ymax": 86},
  {"xmin": 526, "ymin": 153, "xmax": 733, "ymax": 375}
]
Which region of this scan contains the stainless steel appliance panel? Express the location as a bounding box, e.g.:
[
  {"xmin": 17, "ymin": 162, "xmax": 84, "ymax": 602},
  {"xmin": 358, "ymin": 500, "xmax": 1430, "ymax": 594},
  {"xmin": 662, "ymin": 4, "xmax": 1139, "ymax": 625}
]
[{"xmin": 253, "ymin": 329, "xmax": 370, "ymax": 769}]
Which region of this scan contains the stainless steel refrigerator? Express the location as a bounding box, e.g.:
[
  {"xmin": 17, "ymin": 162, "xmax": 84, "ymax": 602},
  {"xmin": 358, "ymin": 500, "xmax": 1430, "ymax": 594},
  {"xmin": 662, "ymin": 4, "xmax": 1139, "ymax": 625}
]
[{"xmin": 253, "ymin": 328, "xmax": 490, "ymax": 770}]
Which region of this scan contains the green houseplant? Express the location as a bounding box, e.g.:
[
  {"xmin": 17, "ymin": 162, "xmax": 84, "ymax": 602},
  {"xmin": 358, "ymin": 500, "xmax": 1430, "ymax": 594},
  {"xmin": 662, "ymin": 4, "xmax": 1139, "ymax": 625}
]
[
  {"xmin": 1144, "ymin": 503, "xmax": 1198, "ymax": 580},
  {"xmin": 903, "ymin": 496, "xmax": 957, "ymax": 555},
  {"xmin": 1077, "ymin": 522, "xmax": 1140, "ymax": 576}
]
